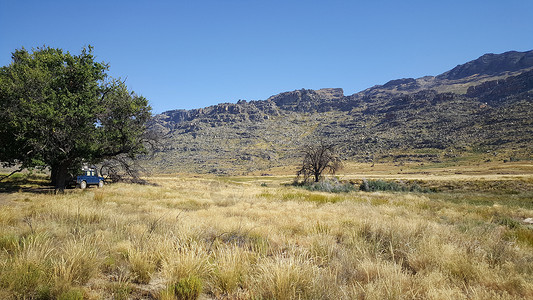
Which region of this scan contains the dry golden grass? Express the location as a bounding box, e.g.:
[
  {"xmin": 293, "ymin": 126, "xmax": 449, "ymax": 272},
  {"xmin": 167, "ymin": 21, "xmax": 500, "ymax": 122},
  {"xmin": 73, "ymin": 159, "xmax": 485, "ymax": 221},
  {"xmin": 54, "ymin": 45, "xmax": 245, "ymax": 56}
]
[{"xmin": 0, "ymin": 172, "xmax": 532, "ymax": 299}]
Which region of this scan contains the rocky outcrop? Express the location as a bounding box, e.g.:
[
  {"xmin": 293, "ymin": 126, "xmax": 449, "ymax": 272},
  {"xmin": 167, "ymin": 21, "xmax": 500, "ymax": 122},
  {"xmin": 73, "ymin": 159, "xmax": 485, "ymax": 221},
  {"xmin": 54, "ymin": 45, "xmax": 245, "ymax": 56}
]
[
  {"xmin": 381, "ymin": 78, "xmax": 418, "ymax": 90},
  {"xmin": 466, "ymin": 69, "xmax": 533, "ymax": 105},
  {"xmin": 437, "ymin": 50, "xmax": 533, "ymax": 80},
  {"xmin": 266, "ymin": 88, "xmax": 345, "ymax": 112}
]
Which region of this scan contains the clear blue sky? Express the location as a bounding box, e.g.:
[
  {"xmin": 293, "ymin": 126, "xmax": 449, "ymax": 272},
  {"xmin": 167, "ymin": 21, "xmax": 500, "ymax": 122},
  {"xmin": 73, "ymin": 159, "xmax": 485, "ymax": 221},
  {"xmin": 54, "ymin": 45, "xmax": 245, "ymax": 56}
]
[{"xmin": 1, "ymin": 0, "xmax": 532, "ymax": 113}]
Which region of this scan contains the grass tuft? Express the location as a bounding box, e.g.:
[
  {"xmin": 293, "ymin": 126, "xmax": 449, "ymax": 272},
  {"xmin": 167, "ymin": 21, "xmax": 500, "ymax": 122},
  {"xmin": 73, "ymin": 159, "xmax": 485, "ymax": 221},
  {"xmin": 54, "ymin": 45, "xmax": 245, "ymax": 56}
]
[
  {"xmin": 164, "ymin": 275, "xmax": 203, "ymax": 300},
  {"xmin": 127, "ymin": 248, "xmax": 156, "ymax": 284},
  {"xmin": 57, "ymin": 287, "xmax": 84, "ymax": 300}
]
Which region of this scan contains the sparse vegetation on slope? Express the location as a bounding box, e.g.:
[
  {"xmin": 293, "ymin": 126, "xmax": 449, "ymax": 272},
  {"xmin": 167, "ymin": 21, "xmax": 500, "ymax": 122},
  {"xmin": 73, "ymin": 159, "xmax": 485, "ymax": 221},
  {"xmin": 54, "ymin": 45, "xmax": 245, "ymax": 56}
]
[{"xmin": 148, "ymin": 50, "xmax": 533, "ymax": 175}]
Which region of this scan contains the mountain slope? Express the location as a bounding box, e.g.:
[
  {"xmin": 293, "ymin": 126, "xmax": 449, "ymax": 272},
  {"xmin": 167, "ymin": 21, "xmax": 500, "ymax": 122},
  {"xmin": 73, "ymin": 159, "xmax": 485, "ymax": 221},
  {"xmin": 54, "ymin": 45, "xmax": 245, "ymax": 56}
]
[
  {"xmin": 147, "ymin": 50, "xmax": 533, "ymax": 174},
  {"xmin": 437, "ymin": 50, "xmax": 533, "ymax": 80}
]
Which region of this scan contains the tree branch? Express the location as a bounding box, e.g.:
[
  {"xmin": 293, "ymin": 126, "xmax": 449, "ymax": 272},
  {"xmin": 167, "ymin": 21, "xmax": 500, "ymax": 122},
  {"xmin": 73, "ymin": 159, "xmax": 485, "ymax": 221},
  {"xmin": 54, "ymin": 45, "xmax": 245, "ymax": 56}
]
[{"xmin": 0, "ymin": 167, "xmax": 24, "ymax": 182}]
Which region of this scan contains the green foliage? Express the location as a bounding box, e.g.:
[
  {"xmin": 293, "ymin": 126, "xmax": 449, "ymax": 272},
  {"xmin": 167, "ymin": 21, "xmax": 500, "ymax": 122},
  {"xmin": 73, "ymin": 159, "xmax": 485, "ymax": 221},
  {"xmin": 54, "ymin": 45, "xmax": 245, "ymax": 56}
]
[
  {"xmin": 0, "ymin": 234, "xmax": 20, "ymax": 253},
  {"xmin": 514, "ymin": 227, "xmax": 533, "ymax": 247},
  {"xmin": 57, "ymin": 288, "xmax": 84, "ymax": 300},
  {"xmin": 171, "ymin": 276, "xmax": 203, "ymax": 300},
  {"xmin": 0, "ymin": 260, "xmax": 52, "ymax": 299},
  {"xmin": 360, "ymin": 179, "xmax": 433, "ymax": 193},
  {"xmin": 294, "ymin": 178, "xmax": 431, "ymax": 194},
  {"xmin": 0, "ymin": 46, "xmax": 151, "ymax": 190},
  {"xmin": 108, "ymin": 282, "xmax": 131, "ymax": 300},
  {"xmin": 297, "ymin": 179, "xmax": 356, "ymax": 193},
  {"xmin": 0, "ymin": 47, "xmax": 106, "ymax": 169},
  {"xmin": 493, "ymin": 214, "xmax": 521, "ymax": 229}
]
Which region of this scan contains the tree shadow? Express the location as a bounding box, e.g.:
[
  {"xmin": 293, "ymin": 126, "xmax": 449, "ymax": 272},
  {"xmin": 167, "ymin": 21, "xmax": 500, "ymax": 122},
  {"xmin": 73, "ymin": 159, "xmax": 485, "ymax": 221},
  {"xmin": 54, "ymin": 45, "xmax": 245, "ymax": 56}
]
[{"xmin": 0, "ymin": 176, "xmax": 57, "ymax": 194}]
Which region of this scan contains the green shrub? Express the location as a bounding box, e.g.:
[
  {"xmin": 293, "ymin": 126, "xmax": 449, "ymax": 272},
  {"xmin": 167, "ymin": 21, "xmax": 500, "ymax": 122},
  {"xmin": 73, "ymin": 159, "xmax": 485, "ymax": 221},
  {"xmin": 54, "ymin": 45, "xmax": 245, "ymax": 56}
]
[
  {"xmin": 360, "ymin": 179, "xmax": 432, "ymax": 193},
  {"xmin": 108, "ymin": 282, "xmax": 131, "ymax": 300},
  {"xmin": 361, "ymin": 179, "xmax": 403, "ymax": 192},
  {"xmin": 493, "ymin": 215, "xmax": 521, "ymax": 229},
  {"xmin": 0, "ymin": 260, "xmax": 51, "ymax": 300},
  {"xmin": 0, "ymin": 234, "xmax": 19, "ymax": 253},
  {"xmin": 514, "ymin": 227, "xmax": 533, "ymax": 247},
  {"xmin": 171, "ymin": 275, "xmax": 203, "ymax": 300},
  {"xmin": 57, "ymin": 288, "xmax": 84, "ymax": 300},
  {"xmin": 297, "ymin": 179, "xmax": 356, "ymax": 193}
]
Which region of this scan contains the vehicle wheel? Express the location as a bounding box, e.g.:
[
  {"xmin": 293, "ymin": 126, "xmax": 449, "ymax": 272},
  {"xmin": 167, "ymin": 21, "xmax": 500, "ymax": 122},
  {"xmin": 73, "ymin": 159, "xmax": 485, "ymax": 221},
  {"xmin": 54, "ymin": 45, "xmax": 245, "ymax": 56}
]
[
  {"xmin": 98, "ymin": 180, "xmax": 104, "ymax": 188},
  {"xmin": 80, "ymin": 181, "xmax": 87, "ymax": 189}
]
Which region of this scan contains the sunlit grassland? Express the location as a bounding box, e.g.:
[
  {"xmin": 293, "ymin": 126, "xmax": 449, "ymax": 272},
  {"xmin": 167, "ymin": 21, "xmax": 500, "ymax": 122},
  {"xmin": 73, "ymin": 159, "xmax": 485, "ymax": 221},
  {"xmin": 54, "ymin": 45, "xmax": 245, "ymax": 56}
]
[{"xmin": 1, "ymin": 167, "xmax": 533, "ymax": 299}]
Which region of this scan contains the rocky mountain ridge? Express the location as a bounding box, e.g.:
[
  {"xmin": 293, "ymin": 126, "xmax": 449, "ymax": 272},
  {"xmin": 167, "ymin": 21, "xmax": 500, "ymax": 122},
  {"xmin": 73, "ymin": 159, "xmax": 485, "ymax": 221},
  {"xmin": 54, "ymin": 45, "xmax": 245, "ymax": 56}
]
[
  {"xmin": 148, "ymin": 50, "xmax": 533, "ymax": 174},
  {"xmin": 438, "ymin": 50, "xmax": 533, "ymax": 80}
]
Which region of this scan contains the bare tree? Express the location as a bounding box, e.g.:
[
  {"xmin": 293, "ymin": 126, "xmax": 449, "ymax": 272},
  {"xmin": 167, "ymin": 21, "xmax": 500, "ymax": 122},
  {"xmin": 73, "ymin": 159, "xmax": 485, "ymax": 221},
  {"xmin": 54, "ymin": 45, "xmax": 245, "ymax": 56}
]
[
  {"xmin": 98, "ymin": 127, "xmax": 163, "ymax": 185},
  {"xmin": 297, "ymin": 141, "xmax": 342, "ymax": 183}
]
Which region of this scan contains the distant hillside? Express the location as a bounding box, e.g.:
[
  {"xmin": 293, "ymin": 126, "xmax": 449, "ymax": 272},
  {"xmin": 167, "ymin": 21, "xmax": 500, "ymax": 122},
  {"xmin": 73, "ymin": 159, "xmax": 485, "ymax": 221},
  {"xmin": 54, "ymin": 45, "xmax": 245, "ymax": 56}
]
[
  {"xmin": 147, "ymin": 50, "xmax": 533, "ymax": 174},
  {"xmin": 437, "ymin": 50, "xmax": 533, "ymax": 80}
]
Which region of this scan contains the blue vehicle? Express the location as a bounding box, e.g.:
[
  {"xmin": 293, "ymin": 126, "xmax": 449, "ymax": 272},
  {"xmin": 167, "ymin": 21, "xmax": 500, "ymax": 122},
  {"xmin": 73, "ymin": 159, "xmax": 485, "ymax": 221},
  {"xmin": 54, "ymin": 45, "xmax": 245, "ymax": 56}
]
[{"xmin": 77, "ymin": 168, "xmax": 104, "ymax": 189}]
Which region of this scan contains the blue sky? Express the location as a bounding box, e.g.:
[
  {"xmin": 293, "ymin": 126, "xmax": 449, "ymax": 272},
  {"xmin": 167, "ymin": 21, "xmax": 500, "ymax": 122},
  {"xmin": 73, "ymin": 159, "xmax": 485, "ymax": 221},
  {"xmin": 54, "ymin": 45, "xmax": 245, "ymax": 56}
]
[{"xmin": 1, "ymin": 0, "xmax": 532, "ymax": 113}]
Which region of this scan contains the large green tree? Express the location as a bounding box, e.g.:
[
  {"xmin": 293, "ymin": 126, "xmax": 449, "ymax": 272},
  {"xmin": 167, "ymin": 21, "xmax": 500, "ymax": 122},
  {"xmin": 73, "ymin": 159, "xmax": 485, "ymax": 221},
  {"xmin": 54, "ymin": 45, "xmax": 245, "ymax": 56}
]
[{"xmin": 0, "ymin": 46, "xmax": 151, "ymax": 191}]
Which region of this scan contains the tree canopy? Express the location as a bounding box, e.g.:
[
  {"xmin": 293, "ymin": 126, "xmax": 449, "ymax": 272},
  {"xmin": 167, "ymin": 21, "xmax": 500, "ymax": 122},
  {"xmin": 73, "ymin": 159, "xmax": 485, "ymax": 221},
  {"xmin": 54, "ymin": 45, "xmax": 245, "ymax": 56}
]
[{"xmin": 0, "ymin": 46, "xmax": 152, "ymax": 191}]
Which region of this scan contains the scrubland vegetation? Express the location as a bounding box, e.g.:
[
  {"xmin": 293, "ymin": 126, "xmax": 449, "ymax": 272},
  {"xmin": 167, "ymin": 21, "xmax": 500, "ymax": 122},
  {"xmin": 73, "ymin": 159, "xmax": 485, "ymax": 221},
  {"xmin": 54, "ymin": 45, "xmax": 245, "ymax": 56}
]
[{"xmin": 1, "ymin": 165, "xmax": 533, "ymax": 299}]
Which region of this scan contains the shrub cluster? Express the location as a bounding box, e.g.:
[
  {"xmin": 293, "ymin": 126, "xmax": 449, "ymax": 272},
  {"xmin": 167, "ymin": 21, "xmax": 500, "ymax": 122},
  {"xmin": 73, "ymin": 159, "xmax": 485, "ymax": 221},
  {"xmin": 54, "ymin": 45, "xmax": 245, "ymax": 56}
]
[
  {"xmin": 360, "ymin": 179, "xmax": 433, "ymax": 193},
  {"xmin": 293, "ymin": 178, "xmax": 433, "ymax": 194},
  {"xmin": 296, "ymin": 179, "xmax": 357, "ymax": 193}
]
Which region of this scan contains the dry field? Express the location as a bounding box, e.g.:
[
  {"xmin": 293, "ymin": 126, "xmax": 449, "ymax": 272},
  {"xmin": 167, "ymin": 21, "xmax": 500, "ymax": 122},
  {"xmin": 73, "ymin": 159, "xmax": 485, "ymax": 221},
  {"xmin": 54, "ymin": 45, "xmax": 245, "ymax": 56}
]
[{"xmin": 1, "ymin": 163, "xmax": 533, "ymax": 299}]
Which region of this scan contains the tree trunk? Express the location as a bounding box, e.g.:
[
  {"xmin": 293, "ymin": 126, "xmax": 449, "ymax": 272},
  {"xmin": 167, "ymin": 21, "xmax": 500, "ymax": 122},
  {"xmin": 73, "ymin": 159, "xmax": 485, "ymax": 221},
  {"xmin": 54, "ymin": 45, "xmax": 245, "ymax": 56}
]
[
  {"xmin": 314, "ymin": 172, "xmax": 320, "ymax": 182},
  {"xmin": 50, "ymin": 163, "xmax": 58, "ymax": 187},
  {"xmin": 53, "ymin": 163, "xmax": 69, "ymax": 193}
]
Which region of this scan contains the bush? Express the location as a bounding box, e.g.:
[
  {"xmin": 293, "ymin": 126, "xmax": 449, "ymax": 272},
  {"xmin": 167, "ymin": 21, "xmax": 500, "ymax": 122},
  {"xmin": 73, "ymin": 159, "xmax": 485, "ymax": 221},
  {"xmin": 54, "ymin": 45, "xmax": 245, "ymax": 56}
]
[
  {"xmin": 57, "ymin": 288, "xmax": 84, "ymax": 300},
  {"xmin": 0, "ymin": 260, "xmax": 51, "ymax": 300},
  {"xmin": 493, "ymin": 214, "xmax": 521, "ymax": 229},
  {"xmin": 295, "ymin": 178, "xmax": 356, "ymax": 193},
  {"xmin": 167, "ymin": 276, "xmax": 203, "ymax": 300},
  {"xmin": 0, "ymin": 234, "xmax": 19, "ymax": 253},
  {"xmin": 360, "ymin": 179, "xmax": 432, "ymax": 193}
]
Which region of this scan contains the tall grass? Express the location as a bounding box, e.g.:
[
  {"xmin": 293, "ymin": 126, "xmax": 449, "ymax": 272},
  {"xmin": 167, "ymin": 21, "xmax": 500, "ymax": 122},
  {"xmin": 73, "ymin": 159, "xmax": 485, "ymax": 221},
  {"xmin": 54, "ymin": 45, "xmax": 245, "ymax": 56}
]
[{"xmin": 0, "ymin": 177, "xmax": 532, "ymax": 299}]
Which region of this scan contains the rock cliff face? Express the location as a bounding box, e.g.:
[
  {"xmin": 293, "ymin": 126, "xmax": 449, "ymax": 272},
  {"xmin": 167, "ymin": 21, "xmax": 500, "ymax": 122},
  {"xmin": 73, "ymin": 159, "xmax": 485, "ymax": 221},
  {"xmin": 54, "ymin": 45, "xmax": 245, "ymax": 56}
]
[
  {"xmin": 152, "ymin": 88, "xmax": 348, "ymax": 132},
  {"xmin": 465, "ymin": 69, "xmax": 533, "ymax": 105},
  {"xmin": 267, "ymin": 88, "xmax": 345, "ymax": 112},
  {"xmin": 147, "ymin": 50, "xmax": 533, "ymax": 174}
]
